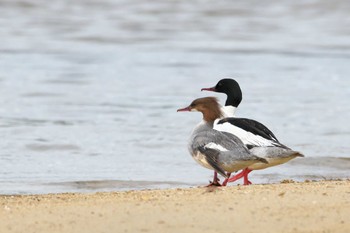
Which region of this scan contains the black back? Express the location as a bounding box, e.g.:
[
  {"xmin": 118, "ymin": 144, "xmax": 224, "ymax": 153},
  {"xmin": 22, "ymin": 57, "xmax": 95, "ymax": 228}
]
[{"xmin": 217, "ymin": 117, "xmax": 280, "ymax": 143}]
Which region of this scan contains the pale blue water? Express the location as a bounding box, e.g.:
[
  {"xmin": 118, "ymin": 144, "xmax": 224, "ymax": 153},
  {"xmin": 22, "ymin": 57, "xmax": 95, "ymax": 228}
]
[{"xmin": 0, "ymin": 0, "xmax": 349, "ymax": 194}]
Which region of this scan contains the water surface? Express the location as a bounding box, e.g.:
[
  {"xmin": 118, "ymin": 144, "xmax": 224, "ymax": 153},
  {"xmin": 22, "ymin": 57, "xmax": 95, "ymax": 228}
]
[{"xmin": 0, "ymin": 0, "xmax": 349, "ymax": 194}]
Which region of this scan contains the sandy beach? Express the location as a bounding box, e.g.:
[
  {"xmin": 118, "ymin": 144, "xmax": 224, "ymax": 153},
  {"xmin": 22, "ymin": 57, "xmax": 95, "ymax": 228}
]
[{"xmin": 0, "ymin": 180, "xmax": 349, "ymax": 233}]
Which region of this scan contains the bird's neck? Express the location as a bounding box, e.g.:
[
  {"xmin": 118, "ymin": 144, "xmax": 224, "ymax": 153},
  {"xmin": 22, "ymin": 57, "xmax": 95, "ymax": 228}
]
[
  {"xmin": 221, "ymin": 105, "xmax": 237, "ymax": 117},
  {"xmin": 201, "ymin": 108, "xmax": 222, "ymax": 123},
  {"xmin": 191, "ymin": 120, "xmax": 213, "ymax": 137},
  {"xmin": 225, "ymin": 90, "xmax": 242, "ymax": 107}
]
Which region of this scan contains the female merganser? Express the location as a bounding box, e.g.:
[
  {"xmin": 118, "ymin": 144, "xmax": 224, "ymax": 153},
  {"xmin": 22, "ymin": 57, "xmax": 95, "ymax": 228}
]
[
  {"xmin": 177, "ymin": 97, "xmax": 268, "ymax": 186},
  {"xmin": 202, "ymin": 79, "xmax": 304, "ymax": 185}
]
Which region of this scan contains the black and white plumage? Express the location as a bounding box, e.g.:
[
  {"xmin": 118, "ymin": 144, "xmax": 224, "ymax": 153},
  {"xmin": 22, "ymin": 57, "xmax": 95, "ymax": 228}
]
[
  {"xmin": 177, "ymin": 97, "xmax": 268, "ymax": 186},
  {"xmin": 215, "ymin": 117, "xmax": 302, "ymax": 170},
  {"xmin": 215, "ymin": 117, "xmax": 281, "ymax": 148},
  {"xmin": 202, "ymin": 79, "xmax": 304, "ymax": 184}
]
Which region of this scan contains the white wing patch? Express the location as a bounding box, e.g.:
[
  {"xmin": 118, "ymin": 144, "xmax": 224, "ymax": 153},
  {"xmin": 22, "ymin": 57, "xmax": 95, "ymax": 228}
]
[
  {"xmin": 214, "ymin": 121, "xmax": 278, "ymax": 147},
  {"xmin": 204, "ymin": 142, "xmax": 228, "ymax": 152}
]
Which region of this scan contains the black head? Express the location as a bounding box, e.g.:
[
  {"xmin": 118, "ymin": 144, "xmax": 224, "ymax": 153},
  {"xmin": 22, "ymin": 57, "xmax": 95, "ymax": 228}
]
[
  {"xmin": 202, "ymin": 78, "xmax": 242, "ymax": 107},
  {"xmin": 214, "ymin": 79, "xmax": 240, "ymax": 94}
]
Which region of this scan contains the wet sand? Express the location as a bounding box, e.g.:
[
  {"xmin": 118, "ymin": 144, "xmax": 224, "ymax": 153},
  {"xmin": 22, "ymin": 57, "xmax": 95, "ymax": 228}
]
[{"xmin": 0, "ymin": 180, "xmax": 349, "ymax": 233}]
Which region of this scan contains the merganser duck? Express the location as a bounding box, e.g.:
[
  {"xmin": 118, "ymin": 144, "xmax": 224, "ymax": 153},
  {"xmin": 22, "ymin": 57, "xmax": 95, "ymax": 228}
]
[
  {"xmin": 202, "ymin": 79, "xmax": 304, "ymax": 185},
  {"xmin": 201, "ymin": 78, "xmax": 242, "ymax": 117},
  {"xmin": 177, "ymin": 97, "xmax": 268, "ymax": 186}
]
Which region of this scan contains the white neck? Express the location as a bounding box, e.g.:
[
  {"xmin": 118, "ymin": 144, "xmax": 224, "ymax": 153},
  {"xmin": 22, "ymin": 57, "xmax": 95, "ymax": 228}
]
[{"xmin": 221, "ymin": 106, "xmax": 237, "ymax": 118}]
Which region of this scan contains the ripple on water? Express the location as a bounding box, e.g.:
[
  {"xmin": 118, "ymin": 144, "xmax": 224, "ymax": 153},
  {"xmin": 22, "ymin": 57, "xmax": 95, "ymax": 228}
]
[
  {"xmin": 21, "ymin": 92, "xmax": 64, "ymax": 98},
  {"xmin": 25, "ymin": 144, "xmax": 81, "ymax": 152}
]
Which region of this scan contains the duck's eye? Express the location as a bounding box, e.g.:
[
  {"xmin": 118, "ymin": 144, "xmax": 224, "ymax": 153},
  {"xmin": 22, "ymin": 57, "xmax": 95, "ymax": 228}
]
[{"xmin": 190, "ymin": 103, "xmax": 196, "ymax": 107}]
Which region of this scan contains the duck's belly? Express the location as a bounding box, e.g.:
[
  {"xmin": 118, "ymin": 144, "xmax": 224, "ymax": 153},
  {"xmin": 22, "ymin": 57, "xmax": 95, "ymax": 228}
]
[
  {"xmin": 248, "ymin": 157, "xmax": 295, "ymax": 170},
  {"xmin": 192, "ymin": 152, "xmax": 258, "ymax": 173},
  {"xmin": 222, "ymin": 161, "xmax": 256, "ymax": 173}
]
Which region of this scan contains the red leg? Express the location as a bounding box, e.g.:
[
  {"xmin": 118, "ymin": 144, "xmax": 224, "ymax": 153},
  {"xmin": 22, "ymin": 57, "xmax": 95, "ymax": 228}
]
[
  {"xmin": 206, "ymin": 172, "xmax": 221, "ymax": 187},
  {"xmin": 221, "ymin": 173, "xmax": 231, "ymax": 186},
  {"xmin": 243, "ymin": 168, "xmax": 252, "ymax": 185},
  {"xmin": 227, "ymin": 170, "xmax": 245, "ymax": 183}
]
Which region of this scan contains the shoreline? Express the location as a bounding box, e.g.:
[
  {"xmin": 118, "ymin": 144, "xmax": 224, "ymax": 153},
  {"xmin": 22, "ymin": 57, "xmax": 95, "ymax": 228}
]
[
  {"xmin": 2, "ymin": 156, "xmax": 349, "ymax": 195},
  {"xmin": 1, "ymin": 180, "xmax": 349, "ymax": 233}
]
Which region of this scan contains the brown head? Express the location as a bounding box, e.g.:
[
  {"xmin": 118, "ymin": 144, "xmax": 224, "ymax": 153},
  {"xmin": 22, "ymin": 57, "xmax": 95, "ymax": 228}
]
[{"xmin": 177, "ymin": 97, "xmax": 223, "ymax": 122}]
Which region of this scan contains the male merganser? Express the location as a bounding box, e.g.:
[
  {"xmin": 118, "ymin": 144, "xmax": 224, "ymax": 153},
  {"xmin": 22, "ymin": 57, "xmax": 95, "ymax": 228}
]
[
  {"xmin": 201, "ymin": 78, "xmax": 242, "ymax": 117},
  {"xmin": 177, "ymin": 97, "xmax": 268, "ymax": 186},
  {"xmin": 202, "ymin": 79, "xmax": 304, "ymax": 185}
]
